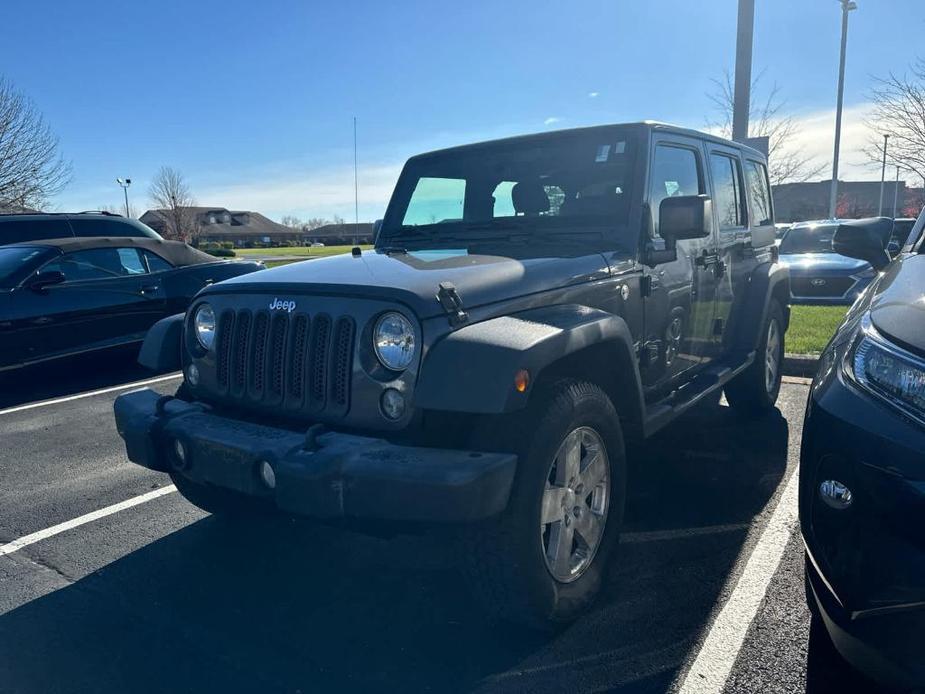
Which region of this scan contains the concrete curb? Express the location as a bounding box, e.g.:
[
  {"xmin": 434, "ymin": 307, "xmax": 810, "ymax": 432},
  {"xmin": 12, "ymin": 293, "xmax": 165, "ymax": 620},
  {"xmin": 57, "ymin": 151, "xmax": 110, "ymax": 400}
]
[{"xmin": 783, "ymin": 352, "xmax": 820, "ymax": 378}]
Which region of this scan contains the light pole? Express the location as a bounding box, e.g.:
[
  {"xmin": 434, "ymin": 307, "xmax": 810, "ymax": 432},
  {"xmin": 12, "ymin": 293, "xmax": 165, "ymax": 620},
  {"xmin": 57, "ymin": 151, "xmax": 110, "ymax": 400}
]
[
  {"xmin": 732, "ymin": 0, "xmax": 755, "ymax": 143},
  {"xmin": 892, "ymin": 166, "xmax": 901, "ymax": 218},
  {"xmin": 878, "ymin": 133, "xmax": 889, "ymax": 215},
  {"xmin": 116, "ymin": 178, "xmax": 132, "ymax": 217},
  {"xmin": 828, "ymin": 0, "xmax": 857, "ymax": 220}
]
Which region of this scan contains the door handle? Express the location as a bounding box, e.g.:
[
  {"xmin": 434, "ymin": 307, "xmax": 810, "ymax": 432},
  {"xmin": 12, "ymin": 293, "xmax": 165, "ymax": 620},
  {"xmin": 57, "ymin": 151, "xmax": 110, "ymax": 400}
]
[
  {"xmin": 695, "ymin": 251, "xmax": 719, "ymax": 267},
  {"xmin": 139, "ymin": 284, "xmax": 160, "ymax": 295}
]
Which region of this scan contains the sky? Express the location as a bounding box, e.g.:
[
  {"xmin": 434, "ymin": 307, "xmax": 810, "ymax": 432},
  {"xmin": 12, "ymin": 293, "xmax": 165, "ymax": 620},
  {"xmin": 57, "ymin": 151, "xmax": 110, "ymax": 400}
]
[{"xmin": 4, "ymin": 0, "xmax": 924, "ymax": 222}]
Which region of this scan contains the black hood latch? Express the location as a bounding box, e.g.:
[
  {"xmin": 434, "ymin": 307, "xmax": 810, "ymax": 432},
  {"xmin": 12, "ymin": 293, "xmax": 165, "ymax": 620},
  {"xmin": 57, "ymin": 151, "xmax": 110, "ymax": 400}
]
[{"xmin": 436, "ymin": 282, "xmax": 469, "ymax": 328}]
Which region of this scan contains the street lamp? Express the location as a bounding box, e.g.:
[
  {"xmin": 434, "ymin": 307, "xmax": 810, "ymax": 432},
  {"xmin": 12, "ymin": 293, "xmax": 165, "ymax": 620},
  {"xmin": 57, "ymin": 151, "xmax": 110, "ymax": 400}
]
[
  {"xmin": 893, "ymin": 166, "xmax": 901, "ymax": 218},
  {"xmin": 116, "ymin": 178, "xmax": 132, "ymax": 217},
  {"xmin": 828, "ymin": 0, "xmax": 858, "ymax": 220},
  {"xmin": 878, "ymin": 133, "xmax": 889, "ymax": 216}
]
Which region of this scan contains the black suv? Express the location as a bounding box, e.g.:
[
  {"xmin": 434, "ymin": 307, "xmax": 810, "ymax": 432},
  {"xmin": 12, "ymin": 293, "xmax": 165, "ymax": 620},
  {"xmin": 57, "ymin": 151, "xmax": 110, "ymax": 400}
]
[
  {"xmin": 114, "ymin": 122, "xmax": 790, "ymax": 625},
  {"xmin": 0, "ymin": 212, "xmax": 162, "ymax": 245}
]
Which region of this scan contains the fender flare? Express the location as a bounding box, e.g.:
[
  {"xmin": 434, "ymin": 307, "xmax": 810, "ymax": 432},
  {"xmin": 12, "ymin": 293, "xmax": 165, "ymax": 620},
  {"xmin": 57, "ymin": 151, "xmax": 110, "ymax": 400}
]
[
  {"xmin": 414, "ymin": 304, "xmax": 644, "ymax": 420},
  {"xmin": 138, "ymin": 313, "xmax": 184, "ymax": 372}
]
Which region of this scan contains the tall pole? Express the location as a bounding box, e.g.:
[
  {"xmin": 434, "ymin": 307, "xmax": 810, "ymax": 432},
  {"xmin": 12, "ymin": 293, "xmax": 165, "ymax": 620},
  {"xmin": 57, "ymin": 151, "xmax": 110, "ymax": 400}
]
[
  {"xmin": 893, "ymin": 166, "xmax": 901, "ymax": 218},
  {"xmin": 878, "ymin": 133, "xmax": 889, "ymax": 215},
  {"xmin": 116, "ymin": 178, "xmax": 132, "ymax": 217},
  {"xmin": 353, "ymin": 116, "xmax": 359, "ymax": 246},
  {"xmin": 732, "ymin": 0, "xmax": 755, "ymax": 143},
  {"xmin": 828, "ymin": 1, "xmax": 857, "ymax": 220}
]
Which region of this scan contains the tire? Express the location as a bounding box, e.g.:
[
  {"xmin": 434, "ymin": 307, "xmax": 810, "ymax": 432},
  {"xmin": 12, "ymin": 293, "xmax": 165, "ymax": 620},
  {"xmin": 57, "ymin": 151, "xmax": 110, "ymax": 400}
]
[
  {"xmin": 462, "ymin": 380, "xmax": 627, "ymax": 628},
  {"xmin": 169, "ymin": 472, "xmax": 269, "ymax": 518},
  {"xmin": 725, "ymin": 299, "xmax": 785, "ymax": 415}
]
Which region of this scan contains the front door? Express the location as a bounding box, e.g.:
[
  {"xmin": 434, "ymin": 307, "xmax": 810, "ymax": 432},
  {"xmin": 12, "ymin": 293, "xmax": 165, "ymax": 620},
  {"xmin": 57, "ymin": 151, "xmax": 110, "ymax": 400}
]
[{"xmin": 642, "ymin": 137, "xmax": 717, "ymax": 391}]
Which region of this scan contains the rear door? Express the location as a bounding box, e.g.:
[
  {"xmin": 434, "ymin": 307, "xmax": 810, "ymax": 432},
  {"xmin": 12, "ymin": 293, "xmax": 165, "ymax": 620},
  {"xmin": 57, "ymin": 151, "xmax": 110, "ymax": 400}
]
[
  {"xmin": 642, "ymin": 135, "xmax": 717, "ymax": 390},
  {"xmin": 705, "ymin": 145, "xmax": 751, "ymax": 360}
]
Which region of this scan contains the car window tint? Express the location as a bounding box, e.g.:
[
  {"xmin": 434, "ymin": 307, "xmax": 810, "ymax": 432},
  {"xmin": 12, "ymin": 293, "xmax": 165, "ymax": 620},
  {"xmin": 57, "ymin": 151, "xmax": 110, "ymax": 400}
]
[
  {"xmin": 0, "ymin": 218, "xmax": 73, "ymax": 244},
  {"xmin": 650, "ymin": 145, "xmax": 702, "ymax": 237},
  {"xmin": 68, "ymin": 217, "xmax": 147, "ymax": 238},
  {"xmin": 0, "ymin": 247, "xmax": 51, "ymax": 288},
  {"xmin": 142, "ymin": 250, "xmax": 173, "ymax": 272},
  {"xmin": 746, "ymin": 161, "xmax": 773, "ymax": 226},
  {"xmin": 402, "ymin": 177, "xmax": 467, "ymax": 226},
  {"xmin": 710, "ymin": 153, "xmax": 746, "ymax": 229},
  {"xmin": 43, "ymin": 248, "xmax": 146, "ymax": 282}
]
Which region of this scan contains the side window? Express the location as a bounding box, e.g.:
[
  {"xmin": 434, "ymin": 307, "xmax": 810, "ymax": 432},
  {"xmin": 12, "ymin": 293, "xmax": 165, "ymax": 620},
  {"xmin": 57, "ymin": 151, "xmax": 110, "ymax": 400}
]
[
  {"xmin": 142, "ymin": 250, "xmax": 172, "ymax": 273},
  {"xmin": 649, "ymin": 145, "xmax": 702, "ymax": 236},
  {"xmin": 68, "ymin": 218, "xmax": 144, "ymax": 238},
  {"xmin": 710, "ymin": 154, "xmax": 746, "ymax": 230},
  {"xmin": 1, "ymin": 218, "xmax": 73, "ymax": 243},
  {"xmin": 401, "ymin": 177, "xmax": 466, "ymax": 226},
  {"xmin": 746, "ymin": 160, "xmax": 773, "ymax": 226},
  {"xmin": 42, "ymin": 248, "xmax": 145, "ymax": 282}
]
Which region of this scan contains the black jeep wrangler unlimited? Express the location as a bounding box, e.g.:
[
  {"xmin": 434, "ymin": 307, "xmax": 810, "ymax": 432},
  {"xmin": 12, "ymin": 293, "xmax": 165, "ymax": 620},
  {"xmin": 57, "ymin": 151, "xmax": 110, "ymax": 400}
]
[{"xmin": 114, "ymin": 122, "xmax": 789, "ymax": 626}]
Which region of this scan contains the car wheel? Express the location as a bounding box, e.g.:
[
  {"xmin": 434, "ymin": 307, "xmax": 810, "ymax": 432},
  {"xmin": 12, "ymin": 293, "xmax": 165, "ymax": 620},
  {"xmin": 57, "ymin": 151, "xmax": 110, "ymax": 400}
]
[
  {"xmin": 462, "ymin": 380, "xmax": 626, "ymax": 628},
  {"xmin": 169, "ymin": 472, "xmax": 270, "ymax": 518},
  {"xmin": 725, "ymin": 300, "xmax": 785, "ymax": 415}
]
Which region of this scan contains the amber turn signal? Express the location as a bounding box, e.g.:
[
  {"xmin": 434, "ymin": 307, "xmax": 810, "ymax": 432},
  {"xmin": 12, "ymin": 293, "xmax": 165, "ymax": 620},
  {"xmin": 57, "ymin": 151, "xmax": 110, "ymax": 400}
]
[{"xmin": 514, "ymin": 369, "xmax": 530, "ymax": 393}]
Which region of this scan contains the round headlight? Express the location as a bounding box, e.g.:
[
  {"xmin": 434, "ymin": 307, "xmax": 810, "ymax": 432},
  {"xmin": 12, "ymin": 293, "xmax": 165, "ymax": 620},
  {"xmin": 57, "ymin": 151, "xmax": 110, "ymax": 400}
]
[
  {"xmin": 374, "ymin": 312, "xmax": 416, "ymax": 370},
  {"xmin": 194, "ymin": 304, "xmax": 216, "ymax": 350}
]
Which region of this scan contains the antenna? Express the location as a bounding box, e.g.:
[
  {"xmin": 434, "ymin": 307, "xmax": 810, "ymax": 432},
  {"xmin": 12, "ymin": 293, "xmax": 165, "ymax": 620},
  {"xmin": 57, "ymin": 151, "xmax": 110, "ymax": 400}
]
[{"xmin": 353, "ymin": 116, "xmax": 359, "ymax": 246}]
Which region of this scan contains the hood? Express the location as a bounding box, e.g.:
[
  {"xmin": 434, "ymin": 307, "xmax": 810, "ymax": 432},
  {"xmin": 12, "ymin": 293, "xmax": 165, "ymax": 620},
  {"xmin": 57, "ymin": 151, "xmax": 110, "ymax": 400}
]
[
  {"xmin": 779, "ymin": 252, "xmax": 870, "ymax": 274},
  {"xmin": 869, "ymin": 253, "xmax": 925, "ymax": 356},
  {"xmin": 205, "ymin": 248, "xmax": 613, "ymax": 318}
]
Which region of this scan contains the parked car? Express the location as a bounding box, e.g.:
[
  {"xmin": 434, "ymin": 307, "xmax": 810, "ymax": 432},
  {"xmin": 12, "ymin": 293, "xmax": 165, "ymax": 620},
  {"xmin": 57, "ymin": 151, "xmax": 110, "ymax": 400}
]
[
  {"xmin": 779, "ymin": 219, "xmax": 878, "ymax": 305},
  {"xmin": 801, "ymin": 210, "xmax": 925, "ymax": 690},
  {"xmin": 0, "ymin": 236, "xmax": 262, "ymax": 372},
  {"xmin": 113, "ymin": 122, "xmax": 789, "ymax": 626},
  {"xmin": 888, "ymin": 217, "xmax": 916, "ymax": 257},
  {"xmin": 0, "ymin": 211, "xmax": 162, "ymax": 245}
]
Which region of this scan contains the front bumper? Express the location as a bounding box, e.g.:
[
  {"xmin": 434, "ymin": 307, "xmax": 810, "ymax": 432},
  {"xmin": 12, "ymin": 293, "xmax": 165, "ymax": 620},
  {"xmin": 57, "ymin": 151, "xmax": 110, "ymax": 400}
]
[
  {"xmin": 114, "ymin": 388, "xmax": 517, "ymax": 523},
  {"xmin": 800, "ymin": 361, "xmax": 925, "ymax": 688}
]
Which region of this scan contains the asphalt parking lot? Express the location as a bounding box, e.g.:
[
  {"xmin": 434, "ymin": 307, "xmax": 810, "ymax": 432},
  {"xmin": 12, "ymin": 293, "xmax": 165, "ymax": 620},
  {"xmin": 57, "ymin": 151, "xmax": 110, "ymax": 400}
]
[{"xmin": 0, "ymin": 353, "xmax": 895, "ymax": 694}]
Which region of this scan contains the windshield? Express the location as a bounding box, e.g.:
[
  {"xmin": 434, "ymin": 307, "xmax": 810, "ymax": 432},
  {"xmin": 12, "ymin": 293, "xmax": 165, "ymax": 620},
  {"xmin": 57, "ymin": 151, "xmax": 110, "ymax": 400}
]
[
  {"xmin": 779, "ymin": 225, "xmax": 836, "ymax": 254},
  {"xmin": 0, "ymin": 246, "xmax": 53, "ymax": 288},
  {"xmin": 382, "ymin": 129, "xmax": 639, "ymax": 248}
]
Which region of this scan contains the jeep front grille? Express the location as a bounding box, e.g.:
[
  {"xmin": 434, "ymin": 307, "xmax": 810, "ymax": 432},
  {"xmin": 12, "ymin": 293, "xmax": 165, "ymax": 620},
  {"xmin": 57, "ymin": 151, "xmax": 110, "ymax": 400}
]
[{"xmin": 213, "ymin": 309, "xmax": 355, "ymax": 417}]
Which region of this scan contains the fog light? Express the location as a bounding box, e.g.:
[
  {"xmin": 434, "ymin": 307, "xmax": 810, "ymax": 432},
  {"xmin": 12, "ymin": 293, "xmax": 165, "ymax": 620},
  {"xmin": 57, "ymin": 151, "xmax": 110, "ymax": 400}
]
[
  {"xmin": 380, "ymin": 388, "xmax": 406, "ymax": 420},
  {"xmin": 173, "ymin": 439, "xmax": 188, "ymax": 469},
  {"xmin": 819, "ymin": 480, "xmax": 853, "ymax": 510},
  {"xmin": 259, "ymin": 461, "xmax": 276, "ymax": 489},
  {"xmin": 186, "ymin": 363, "xmax": 200, "ymax": 386}
]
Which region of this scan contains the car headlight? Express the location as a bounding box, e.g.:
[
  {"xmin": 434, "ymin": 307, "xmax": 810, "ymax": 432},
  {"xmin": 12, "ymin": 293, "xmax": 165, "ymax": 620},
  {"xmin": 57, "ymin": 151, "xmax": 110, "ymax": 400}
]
[
  {"xmin": 194, "ymin": 303, "xmax": 216, "ymax": 351},
  {"xmin": 848, "ymin": 314, "xmax": 925, "ymax": 423},
  {"xmin": 373, "ymin": 312, "xmax": 416, "ymax": 370}
]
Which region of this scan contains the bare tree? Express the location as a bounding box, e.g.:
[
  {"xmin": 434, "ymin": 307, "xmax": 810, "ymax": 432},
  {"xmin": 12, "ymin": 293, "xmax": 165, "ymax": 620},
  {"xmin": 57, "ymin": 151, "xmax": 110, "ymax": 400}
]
[
  {"xmin": 0, "ymin": 76, "xmax": 71, "ymax": 211},
  {"xmin": 707, "ymin": 70, "xmax": 826, "ymax": 186},
  {"xmin": 303, "ymin": 217, "xmax": 329, "ymax": 230},
  {"xmin": 280, "ymin": 214, "xmax": 302, "ymax": 228},
  {"xmin": 149, "ymin": 166, "xmax": 198, "ymax": 241},
  {"xmin": 863, "ymin": 59, "xmax": 925, "ymax": 185},
  {"xmin": 98, "ymin": 203, "xmax": 138, "ymax": 218}
]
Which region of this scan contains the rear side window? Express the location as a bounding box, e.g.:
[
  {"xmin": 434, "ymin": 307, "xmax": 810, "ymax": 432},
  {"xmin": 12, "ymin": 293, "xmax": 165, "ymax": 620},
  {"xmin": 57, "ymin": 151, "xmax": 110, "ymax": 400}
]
[
  {"xmin": 746, "ymin": 161, "xmax": 773, "ymax": 226},
  {"xmin": 42, "ymin": 248, "xmax": 147, "ymax": 282},
  {"xmin": 0, "ymin": 218, "xmax": 73, "ymax": 244},
  {"xmin": 649, "ymin": 145, "xmax": 702, "ymax": 237},
  {"xmin": 142, "ymin": 250, "xmax": 172, "ymax": 272},
  {"xmin": 710, "ymin": 154, "xmax": 746, "ymax": 229},
  {"xmin": 68, "ymin": 217, "xmax": 149, "ymax": 238}
]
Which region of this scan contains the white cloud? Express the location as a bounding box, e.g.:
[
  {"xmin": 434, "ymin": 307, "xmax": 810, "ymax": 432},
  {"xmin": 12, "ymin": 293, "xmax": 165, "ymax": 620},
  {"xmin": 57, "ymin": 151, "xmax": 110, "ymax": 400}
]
[
  {"xmin": 543, "ymin": 117, "xmax": 561, "ymax": 126},
  {"xmin": 588, "ymin": 91, "xmax": 599, "ymax": 98},
  {"xmin": 780, "ymin": 103, "xmax": 879, "ymax": 180}
]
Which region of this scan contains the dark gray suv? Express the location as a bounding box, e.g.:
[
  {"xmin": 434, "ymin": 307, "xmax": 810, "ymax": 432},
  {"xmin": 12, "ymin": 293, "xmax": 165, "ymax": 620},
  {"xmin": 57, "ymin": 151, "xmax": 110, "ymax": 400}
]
[
  {"xmin": 114, "ymin": 122, "xmax": 790, "ymax": 626},
  {"xmin": 0, "ymin": 212, "xmax": 162, "ymax": 245}
]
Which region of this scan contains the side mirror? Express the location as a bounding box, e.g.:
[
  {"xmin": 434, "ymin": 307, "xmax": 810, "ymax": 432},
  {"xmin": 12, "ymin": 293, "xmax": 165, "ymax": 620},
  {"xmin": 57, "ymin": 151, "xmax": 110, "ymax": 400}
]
[
  {"xmin": 659, "ymin": 195, "xmax": 713, "ymax": 242},
  {"xmin": 373, "ymin": 218, "xmax": 383, "ymax": 244},
  {"xmin": 832, "ymin": 217, "xmax": 892, "ymax": 271},
  {"xmin": 25, "ymin": 270, "xmax": 66, "ymax": 292}
]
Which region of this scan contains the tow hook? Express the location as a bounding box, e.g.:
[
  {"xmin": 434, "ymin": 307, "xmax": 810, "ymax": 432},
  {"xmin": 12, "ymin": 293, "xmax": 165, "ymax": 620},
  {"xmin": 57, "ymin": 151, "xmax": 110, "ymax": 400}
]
[{"xmin": 303, "ymin": 423, "xmax": 326, "ymax": 451}]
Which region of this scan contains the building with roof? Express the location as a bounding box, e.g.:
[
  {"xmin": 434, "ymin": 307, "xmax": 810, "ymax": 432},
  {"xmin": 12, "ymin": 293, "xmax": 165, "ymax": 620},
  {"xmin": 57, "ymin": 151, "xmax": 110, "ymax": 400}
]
[{"xmin": 772, "ymin": 180, "xmax": 925, "ymax": 222}]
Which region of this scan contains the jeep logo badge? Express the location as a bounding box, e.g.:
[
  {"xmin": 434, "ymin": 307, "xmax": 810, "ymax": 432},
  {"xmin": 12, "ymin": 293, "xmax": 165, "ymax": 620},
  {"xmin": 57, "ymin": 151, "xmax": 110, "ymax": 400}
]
[{"xmin": 269, "ymin": 298, "xmax": 296, "ymax": 312}]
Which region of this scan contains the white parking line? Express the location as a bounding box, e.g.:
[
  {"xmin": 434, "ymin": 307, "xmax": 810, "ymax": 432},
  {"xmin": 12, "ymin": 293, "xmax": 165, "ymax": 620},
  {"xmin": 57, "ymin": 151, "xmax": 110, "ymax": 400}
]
[
  {"xmin": 0, "ymin": 485, "xmax": 177, "ymax": 557},
  {"xmin": 676, "ymin": 468, "xmax": 800, "ymax": 694},
  {"xmin": 0, "ymin": 373, "xmax": 182, "ymax": 416}
]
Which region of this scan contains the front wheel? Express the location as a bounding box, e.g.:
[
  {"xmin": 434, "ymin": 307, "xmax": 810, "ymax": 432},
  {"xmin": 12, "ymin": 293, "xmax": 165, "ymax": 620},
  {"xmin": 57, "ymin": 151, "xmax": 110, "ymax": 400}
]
[
  {"xmin": 462, "ymin": 380, "xmax": 626, "ymax": 628},
  {"xmin": 725, "ymin": 300, "xmax": 785, "ymax": 415}
]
